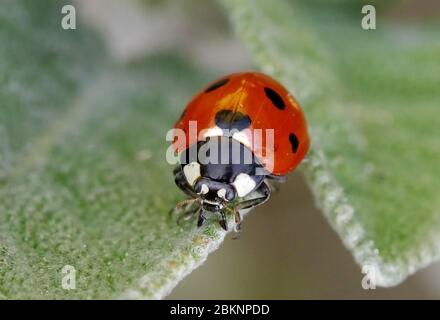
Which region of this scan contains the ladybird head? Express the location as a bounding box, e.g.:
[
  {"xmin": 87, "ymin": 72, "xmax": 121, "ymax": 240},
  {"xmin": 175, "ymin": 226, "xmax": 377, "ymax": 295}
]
[
  {"xmin": 194, "ymin": 178, "xmax": 235, "ymax": 212},
  {"xmin": 177, "ymin": 136, "xmax": 265, "ymax": 213}
]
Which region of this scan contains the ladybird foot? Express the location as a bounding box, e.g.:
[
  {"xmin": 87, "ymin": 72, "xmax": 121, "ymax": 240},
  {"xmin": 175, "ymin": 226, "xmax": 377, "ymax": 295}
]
[
  {"xmin": 197, "ymin": 212, "xmax": 206, "ymax": 227},
  {"xmin": 231, "ymin": 222, "xmax": 242, "ymax": 240},
  {"xmin": 219, "ymin": 219, "xmax": 228, "ymax": 231}
]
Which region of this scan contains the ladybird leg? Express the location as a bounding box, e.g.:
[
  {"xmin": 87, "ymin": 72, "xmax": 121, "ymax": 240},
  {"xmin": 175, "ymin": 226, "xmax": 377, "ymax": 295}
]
[
  {"xmin": 224, "ymin": 206, "xmax": 242, "ymax": 237},
  {"xmin": 171, "ymin": 198, "xmax": 200, "ymax": 216},
  {"xmin": 219, "ymin": 210, "xmax": 228, "ymax": 231},
  {"xmin": 173, "ymin": 165, "xmax": 181, "ymax": 175},
  {"xmin": 177, "ymin": 205, "xmax": 201, "ymax": 226},
  {"xmin": 236, "ymin": 181, "xmax": 271, "ymax": 210},
  {"xmin": 174, "ymin": 171, "xmax": 198, "ymax": 198},
  {"xmin": 197, "ymin": 209, "xmax": 206, "ymax": 228},
  {"xmin": 233, "ymin": 209, "xmax": 242, "ymax": 230},
  {"xmin": 232, "ymin": 209, "xmax": 242, "ymax": 240},
  {"xmin": 171, "ymin": 170, "xmax": 200, "ymax": 217}
]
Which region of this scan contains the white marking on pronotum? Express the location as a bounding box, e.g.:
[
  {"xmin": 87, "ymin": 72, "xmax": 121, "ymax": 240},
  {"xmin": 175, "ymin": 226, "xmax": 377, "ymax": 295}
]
[
  {"xmin": 200, "ymin": 184, "xmax": 209, "ymax": 194},
  {"xmin": 183, "ymin": 162, "xmax": 201, "ymax": 186},
  {"xmin": 200, "ymin": 126, "xmax": 223, "ymax": 139},
  {"xmin": 217, "ymin": 188, "xmax": 226, "ymax": 199},
  {"xmin": 232, "ymin": 131, "xmax": 251, "ymax": 148},
  {"xmin": 232, "ymin": 173, "xmax": 256, "ymax": 197}
]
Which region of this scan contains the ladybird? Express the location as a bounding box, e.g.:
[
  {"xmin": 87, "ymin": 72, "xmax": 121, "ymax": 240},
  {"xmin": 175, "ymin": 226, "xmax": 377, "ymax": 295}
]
[{"xmin": 171, "ymin": 72, "xmax": 310, "ymax": 231}]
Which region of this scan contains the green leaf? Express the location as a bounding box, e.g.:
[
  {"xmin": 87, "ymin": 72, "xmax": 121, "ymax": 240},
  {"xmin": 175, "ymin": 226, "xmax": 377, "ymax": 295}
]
[
  {"xmin": 222, "ymin": 0, "xmax": 440, "ymax": 286},
  {"xmin": 0, "ymin": 0, "xmax": 227, "ymax": 299}
]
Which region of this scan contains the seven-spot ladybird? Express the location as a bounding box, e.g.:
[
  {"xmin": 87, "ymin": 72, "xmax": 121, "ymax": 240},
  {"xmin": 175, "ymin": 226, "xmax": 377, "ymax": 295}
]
[{"xmin": 171, "ymin": 72, "xmax": 310, "ymax": 231}]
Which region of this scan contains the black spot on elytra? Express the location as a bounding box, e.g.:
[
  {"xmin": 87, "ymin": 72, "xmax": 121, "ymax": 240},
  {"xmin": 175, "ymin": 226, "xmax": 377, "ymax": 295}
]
[
  {"xmin": 205, "ymin": 78, "xmax": 229, "ymax": 93},
  {"xmin": 289, "ymin": 133, "xmax": 299, "ymax": 153},
  {"xmin": 264, "ymin": 87, "xmax": 285, "ymax": 110},
  {"xmin": 215, "ymin": 110, "xmax": 251, "ymax": 131}
]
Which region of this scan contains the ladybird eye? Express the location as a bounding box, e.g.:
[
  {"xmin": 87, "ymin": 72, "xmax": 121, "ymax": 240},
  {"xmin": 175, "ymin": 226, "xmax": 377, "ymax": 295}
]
[
  {"xmin": 198, "ymin": 184, "xmax": 209, "ymax": 195},
  {"xmin": 217, "ymin": 188, "xmax": 227, "ymax": 200}
]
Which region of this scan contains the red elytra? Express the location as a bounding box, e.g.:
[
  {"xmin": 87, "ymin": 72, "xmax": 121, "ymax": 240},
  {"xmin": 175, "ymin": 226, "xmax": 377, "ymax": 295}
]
[{"xmin": 172, "ymin": 72, "xmax": 310, "ymax": 176}]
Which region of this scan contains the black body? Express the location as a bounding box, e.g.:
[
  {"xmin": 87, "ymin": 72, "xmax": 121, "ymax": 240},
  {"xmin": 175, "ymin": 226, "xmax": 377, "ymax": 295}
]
[{"xmin": 173, "ymin": 136, "xmax": 279, "ymax": 231}]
